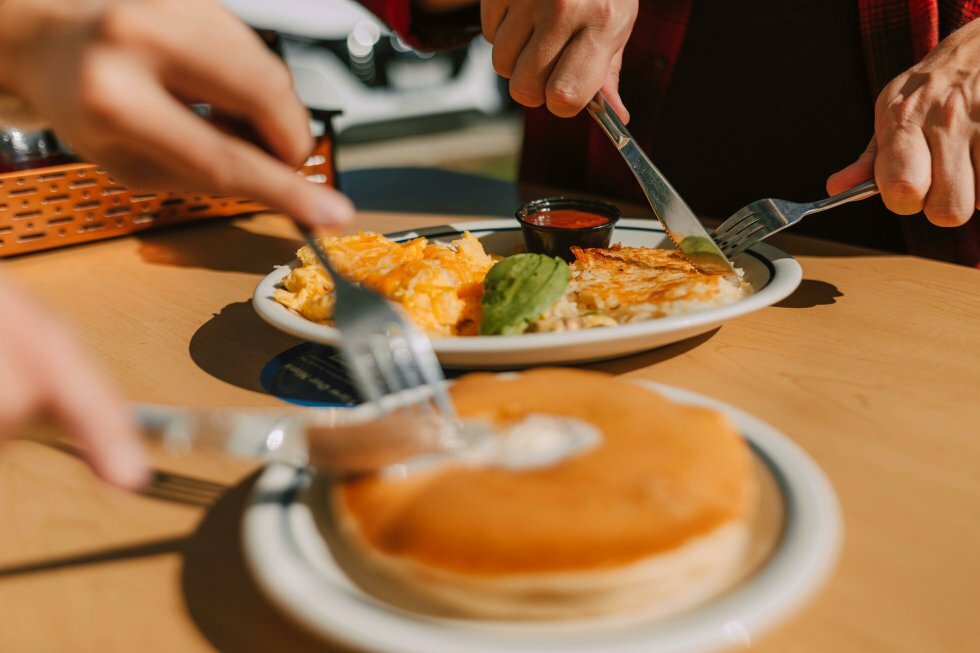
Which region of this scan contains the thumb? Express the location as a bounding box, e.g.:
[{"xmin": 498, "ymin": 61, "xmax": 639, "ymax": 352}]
[
  {"xmin": 827, "ymin": 136, "xmax": 877, "ymax": 195},
  {"xmin": 600, "ymin": 47, "xmax": 630, "ymax": 124}
]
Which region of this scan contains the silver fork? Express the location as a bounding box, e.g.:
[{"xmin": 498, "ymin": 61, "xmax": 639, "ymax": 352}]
[
  {"xmin": 297, "ymin": 227, "xmax": 457, "ymax": 420},
  {"xmin": 712, "ymin": 180, "xmax": 880, "ymax": 258}
]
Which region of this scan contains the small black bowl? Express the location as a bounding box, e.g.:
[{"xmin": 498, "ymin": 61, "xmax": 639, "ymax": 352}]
[{"xmin": 516, "ymin": 197, "xmax": 621, "ymax": 262}]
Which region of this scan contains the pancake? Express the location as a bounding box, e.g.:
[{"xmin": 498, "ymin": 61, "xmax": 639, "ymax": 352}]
[{"xmin": 332, "ymin": 369, "xmax": 759, "ymax": 620}]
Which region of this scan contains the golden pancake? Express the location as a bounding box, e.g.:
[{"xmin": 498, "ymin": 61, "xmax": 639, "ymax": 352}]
[{"xmin": 332, "ymin": 369, "xmax": 760, "ymax": 619}]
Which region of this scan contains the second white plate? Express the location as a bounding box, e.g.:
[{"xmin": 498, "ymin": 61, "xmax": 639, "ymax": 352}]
[{"xmin": 242, "ymin": 380, "xmax": 841, "ymax": 653}]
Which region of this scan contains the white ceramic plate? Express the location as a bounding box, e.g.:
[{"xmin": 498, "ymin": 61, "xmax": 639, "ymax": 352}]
[
  {"xmin": 252, "ymin": 219, "xmax": 803, "ymax": 368},
  {"xmin": 242, "ymin": 381, "xmax": 842, "ymax": 653}
]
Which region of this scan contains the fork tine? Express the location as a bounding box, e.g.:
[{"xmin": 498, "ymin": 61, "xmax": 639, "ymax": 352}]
[
  {"xmin": 717, "ymin": 217, "xmax": 764, "ymax": 250},
  {"xmin": 387, "ymin": 337, "xmax": 453, "ymax": 421},
  {"xmin": 366, "ymin": 334, "xmax": 408, "ymax": 396},
  {"xmin": 713, "ymin": 212, "xmax": 758, "ymax": 246},
  {"xmin": 384, "ymin": 319, "xmax": 456, "ymax": 416},
  {"xmin": 358, "ymin": 329, "xmax": 456, "ymax": 418},
  {"xmin": 712, "ymin": 207, "xmax": 756, "ymax": 242},
  {"xmin": 721, "ymin": 223, "xmax": 769, "ymax": 258},
  {"xmin": 339, "ymin": 339, "xmax": 387, "ymax": 404},
  {"xmin": 387, "ymin": 334, "xmax": 426, "ymax": 389},
  {"xmin": 403, "ymin": 333, "xmax": 456, "ymax": 417}
]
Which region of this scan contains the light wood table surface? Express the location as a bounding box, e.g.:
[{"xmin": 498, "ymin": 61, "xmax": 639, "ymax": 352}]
[{"xmin": 0, "ymin": 173, "xmax": 978, "ymax": 653}]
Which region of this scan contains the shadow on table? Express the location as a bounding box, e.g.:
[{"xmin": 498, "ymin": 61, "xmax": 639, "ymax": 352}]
[
  {"xmin": 773, "ymin": 279, "xmax": 843, "ymax": 308},
  {"xmin": 578, "ymin": 328, "xmax": 720, "ymax": 374},
  {"xmin": 181, "ymin": 472, "xmax": 354, "ymax": 653},
  {"xmin": 189, "ymin": 300, "xmax": 303, "ymax": 394},
  {"xmin": 0, "ymin": 448, "xmax": 226, "ymax": 578},
  {"xmin": 137, "ymin": 221, "xmax": 301, "ymax": 275},
  {"xmin": 0, "ymin": 537, "xmax": 187, "ymax": 579}
]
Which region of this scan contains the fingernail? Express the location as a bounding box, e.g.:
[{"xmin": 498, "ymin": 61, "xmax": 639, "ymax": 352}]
[
  {"xmin": 315, "ymin": 192, "xmax": 355, "ymax": 225},
  {"xmin": 102, "ymin": 433, "xmax": 151, "ymax": 490}
]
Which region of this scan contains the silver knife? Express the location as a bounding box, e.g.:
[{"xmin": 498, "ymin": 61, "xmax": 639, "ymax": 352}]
[
  {"xmin": 137, "ymin": 403, "xmax": 494, "ymax": 475},
  {"xmin": 587, "ymin": 93, "xmax": 738, "ymax": 279},
  {"xmin": 30, "ymin": 404, "xmax": 491, "ymax": 477}
]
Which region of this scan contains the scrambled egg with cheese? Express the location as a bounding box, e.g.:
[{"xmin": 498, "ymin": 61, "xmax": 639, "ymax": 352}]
[{"xmin": 274, "ymin": 231, "xmax": 494, "ymax": 336}]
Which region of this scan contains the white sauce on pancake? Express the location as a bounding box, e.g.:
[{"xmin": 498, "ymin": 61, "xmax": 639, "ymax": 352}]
[
  {"xmin": 383, "ymin": 414, "xmax": 602, "ymax": 478},
  {"xmin": 459, "ymin": 414, "xmax": 602, "ymax": 470}
]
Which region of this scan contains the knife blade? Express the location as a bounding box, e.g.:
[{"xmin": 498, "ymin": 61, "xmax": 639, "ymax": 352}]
[
  {"xmin": 586, "ymin": 93, "xmax": 738, "ymax": 280},
  {"xmin": 136, "ymin": 403, "xmax": 493, "ymax": 476}
]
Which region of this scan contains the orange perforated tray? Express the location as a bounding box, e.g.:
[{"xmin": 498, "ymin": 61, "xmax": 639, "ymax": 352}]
[{"xmin": 0, "ymin": 133, "xmax": 335, "ymax": 258}]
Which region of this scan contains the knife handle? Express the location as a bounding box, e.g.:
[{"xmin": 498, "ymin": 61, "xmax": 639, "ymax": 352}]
[
  {"xmin": 587, "ymin": 93, "xmax": 631, "ymax": 149},
  {"xmin": 586, "ymin": 91, "xmax": 678, "ymax": 220},
  {"xmin": 136, "ymin": 404, "xmax": 311, "ymax": 465}
]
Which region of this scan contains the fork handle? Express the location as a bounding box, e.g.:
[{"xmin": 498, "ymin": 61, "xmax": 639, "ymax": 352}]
[{"xmin": 810, "ymin": 180, "xmax": 880, "ymax": 213}]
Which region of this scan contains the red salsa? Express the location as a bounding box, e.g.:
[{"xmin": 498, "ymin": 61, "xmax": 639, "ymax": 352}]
[{"xmin": 523, "ymin": 209, "xmax": 613, "ymax": 229}]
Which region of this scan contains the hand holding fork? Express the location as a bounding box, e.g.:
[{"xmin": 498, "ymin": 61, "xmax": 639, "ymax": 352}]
[{"xmin": 712, "ymin": 180, "xmax": 881, "ymax": 259}]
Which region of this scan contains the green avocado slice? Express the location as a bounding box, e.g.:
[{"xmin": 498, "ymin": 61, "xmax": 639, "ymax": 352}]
[{"xmin": 479, "ymin": 253, "xmax": 570, "ymax": 335}]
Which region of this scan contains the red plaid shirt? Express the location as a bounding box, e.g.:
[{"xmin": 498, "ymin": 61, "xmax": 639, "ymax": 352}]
[{"xmin": 360, "ymin": 0, "xmax": 980, "ymax": 265}]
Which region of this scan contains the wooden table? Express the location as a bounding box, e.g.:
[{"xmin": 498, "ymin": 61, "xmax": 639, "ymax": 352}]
[{"xmin": 1, "ymin": 171, "xmax": 978, "ymax": 653}]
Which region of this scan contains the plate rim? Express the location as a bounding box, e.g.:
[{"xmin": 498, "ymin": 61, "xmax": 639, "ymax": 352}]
[
  {"xmin": 251, "ymin": 218, "xmax": 803, "ymax": 355},
  {"xmin": 241, "ymin": 381, "xmax": 842, "ymax": 653}
]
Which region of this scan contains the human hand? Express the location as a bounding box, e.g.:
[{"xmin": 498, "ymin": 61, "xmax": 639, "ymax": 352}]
[
  {"xmin": 0, "ymin": 274, "xmax": 148, "ymax": 489},
  {"xmin": 481, "ymin": 0, "xmax": 638, "ymax": 121},
  {"xmin": 827, "ymin": 18, "xmax": 980, "ymax": 227},
  {"xmin": 0, "ymin": 0, "xmax": 353, "ymax": 228}
]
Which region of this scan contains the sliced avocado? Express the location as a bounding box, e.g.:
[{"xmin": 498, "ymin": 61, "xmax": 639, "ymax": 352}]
[
  {"xmin": 678, "ymin": 235, "xmax": 735, "ymax": 273},
  {"xmin": 678, "ymin": 236, "xmax": 720, "ymax": 257},
  {"xmin": 480, "ymin": 253, "xmax": 570, "ymax": 335}
]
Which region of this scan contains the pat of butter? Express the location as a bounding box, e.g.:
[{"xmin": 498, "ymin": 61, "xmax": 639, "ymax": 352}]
[
  {"xmin": 381, "ymin": 414, "xmax": 602, "ymax": 479},
  {"xmin": 458, "ymin": 413, "xmax": 602, "ymax": 471}
]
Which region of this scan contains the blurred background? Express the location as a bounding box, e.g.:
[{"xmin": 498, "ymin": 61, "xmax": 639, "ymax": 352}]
[{"xmin": 223, "ymin": 0, "xmax": 522, "ymax": 182}]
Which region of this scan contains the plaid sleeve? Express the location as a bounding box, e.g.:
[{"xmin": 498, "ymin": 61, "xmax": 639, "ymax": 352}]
[
  {"xmin": 860, "ymin": 0, "xmax": 980, "ymax": 93},
  {"xmin": 940, "ymin": 0, "xmax": 980, "ymax": 32},
  {"xmin": 356, "ymin": 0, "xmax": 481, "ymax": 51},
  {"xmin": 859, "ymin": 0, "xmax": 980, "ymax": 267}
]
